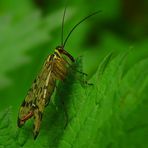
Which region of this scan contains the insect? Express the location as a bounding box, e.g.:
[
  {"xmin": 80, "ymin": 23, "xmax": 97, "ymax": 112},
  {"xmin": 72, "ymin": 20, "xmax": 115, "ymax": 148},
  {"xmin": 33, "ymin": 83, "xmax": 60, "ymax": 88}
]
[{"xmin": 17, "ymin": 7, "xmax": 100, "ymax": 140}]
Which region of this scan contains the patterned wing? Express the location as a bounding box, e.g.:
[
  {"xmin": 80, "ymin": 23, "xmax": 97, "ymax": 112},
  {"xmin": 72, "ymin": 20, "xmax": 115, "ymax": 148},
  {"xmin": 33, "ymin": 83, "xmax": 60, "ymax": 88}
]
[
  {"xmin": 32, "ymin": 55, "xmax": 56, "ymax": 139},
  {"xmin": 18, "ymin": 55, "xmax": 56, "ymax": 135},
  {"xmin": 17, "ymin": 85, "xmax": 36, "ymax": 127}
]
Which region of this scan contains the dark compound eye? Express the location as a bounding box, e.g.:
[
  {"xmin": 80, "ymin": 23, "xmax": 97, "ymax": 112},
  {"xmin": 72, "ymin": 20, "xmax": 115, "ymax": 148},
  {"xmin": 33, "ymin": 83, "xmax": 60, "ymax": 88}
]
[{"xmin": 56, "ymin": 46, "xmax": 63, "ymax": 50}]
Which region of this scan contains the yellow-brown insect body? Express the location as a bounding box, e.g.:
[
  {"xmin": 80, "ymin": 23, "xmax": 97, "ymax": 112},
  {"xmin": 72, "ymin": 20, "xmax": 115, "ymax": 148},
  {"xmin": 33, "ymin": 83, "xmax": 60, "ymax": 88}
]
[{"xmin": 18, "ymin": 46, "xmax": 74, "ymax": 139}]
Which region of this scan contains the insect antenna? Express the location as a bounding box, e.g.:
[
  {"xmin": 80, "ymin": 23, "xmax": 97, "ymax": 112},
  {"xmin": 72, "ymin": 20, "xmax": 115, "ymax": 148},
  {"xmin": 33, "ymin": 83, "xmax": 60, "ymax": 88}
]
[
  {"xmin": 61, "ymin": 5, "xmax": 67, "ymax": 47},
  {"xmin": 63, "ymin": 10, "xmax": 102, "ymax": 47}
]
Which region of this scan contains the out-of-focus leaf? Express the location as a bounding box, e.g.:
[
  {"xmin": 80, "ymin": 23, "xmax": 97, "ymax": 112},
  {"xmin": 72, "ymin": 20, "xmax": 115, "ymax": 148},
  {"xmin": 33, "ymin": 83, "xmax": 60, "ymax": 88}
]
[
  {"xmin": 0, "ymin": 10, "xmax": 49, "ymax": 89},
  {"xmin": 0, "ymin": 7, "xmax": 75, "ymax": 89}
]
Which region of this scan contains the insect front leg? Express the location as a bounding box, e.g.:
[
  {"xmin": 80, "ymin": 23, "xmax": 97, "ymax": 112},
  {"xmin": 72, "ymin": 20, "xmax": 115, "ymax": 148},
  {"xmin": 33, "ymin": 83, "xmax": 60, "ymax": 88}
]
[
  {"xmin": 60, "ymin": 54, "xmax": 88, "ymax": 77},
  {"xmin": 69, "ymin": 66, "xmax": 88, "ymax": 76}
]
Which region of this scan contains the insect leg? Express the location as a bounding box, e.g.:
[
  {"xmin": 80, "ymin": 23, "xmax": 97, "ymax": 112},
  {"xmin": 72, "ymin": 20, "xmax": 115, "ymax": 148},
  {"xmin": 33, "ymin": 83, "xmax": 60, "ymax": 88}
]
[
  {"xmin": 70, "ymin": 67, "xmax": 88, "ymax": 76},
  {"xmin": 60, "ymin": 55, "xmax": 88, "ymax": 76},
  {"xmin": 64, "ymin": 58, "xmax": 93, "ymax": 85}
]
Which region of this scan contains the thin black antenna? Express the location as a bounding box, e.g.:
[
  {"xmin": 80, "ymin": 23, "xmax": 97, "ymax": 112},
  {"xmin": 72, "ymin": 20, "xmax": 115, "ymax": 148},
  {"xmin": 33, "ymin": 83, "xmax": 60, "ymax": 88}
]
[
  {"xmin": 63, "ymin": 10, "xmax": 102, "ymax": 47},
  {"xmin": 61, "ymin": 6, "xmax": 67, "ymax": 46}
]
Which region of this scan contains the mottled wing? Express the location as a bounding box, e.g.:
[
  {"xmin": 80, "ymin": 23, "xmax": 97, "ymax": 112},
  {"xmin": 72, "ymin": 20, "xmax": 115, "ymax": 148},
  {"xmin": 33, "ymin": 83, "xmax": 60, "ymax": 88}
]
[
  {"xmin": 33, "ymin": 55, "xmax": 56, "ymax": 139},
  {"xmin": 18, "ymin": 55, "xmax": 55, "ymax": 133},
  {"xmin": 17, "ymin": 83, "xmax": 37, "ymax": 127}
]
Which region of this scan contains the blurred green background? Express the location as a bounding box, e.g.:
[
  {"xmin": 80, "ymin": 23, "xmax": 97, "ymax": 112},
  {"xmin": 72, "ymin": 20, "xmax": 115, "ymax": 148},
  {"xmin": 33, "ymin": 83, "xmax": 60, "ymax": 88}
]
[{"xmin": 0, "ymin": 0, "xmax": 148, "ymax": 145}]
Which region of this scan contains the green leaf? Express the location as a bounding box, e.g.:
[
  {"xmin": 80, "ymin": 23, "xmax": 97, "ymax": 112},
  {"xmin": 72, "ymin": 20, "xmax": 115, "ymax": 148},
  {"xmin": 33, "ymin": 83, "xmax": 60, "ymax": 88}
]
[
  {"xmin": 118, "ymin": 58, "xmax": 148, "ymax": 148},
  {"xmin": 0, "ymin": 10, "xmax": 48, "ymax": 89},
  {"xmin": 0, "ymin": 108, "xmax": 18, "ymax": 148},
  {"xmin": 1, "ymin": 54, "xmax": 148, "ymax": 148}
]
